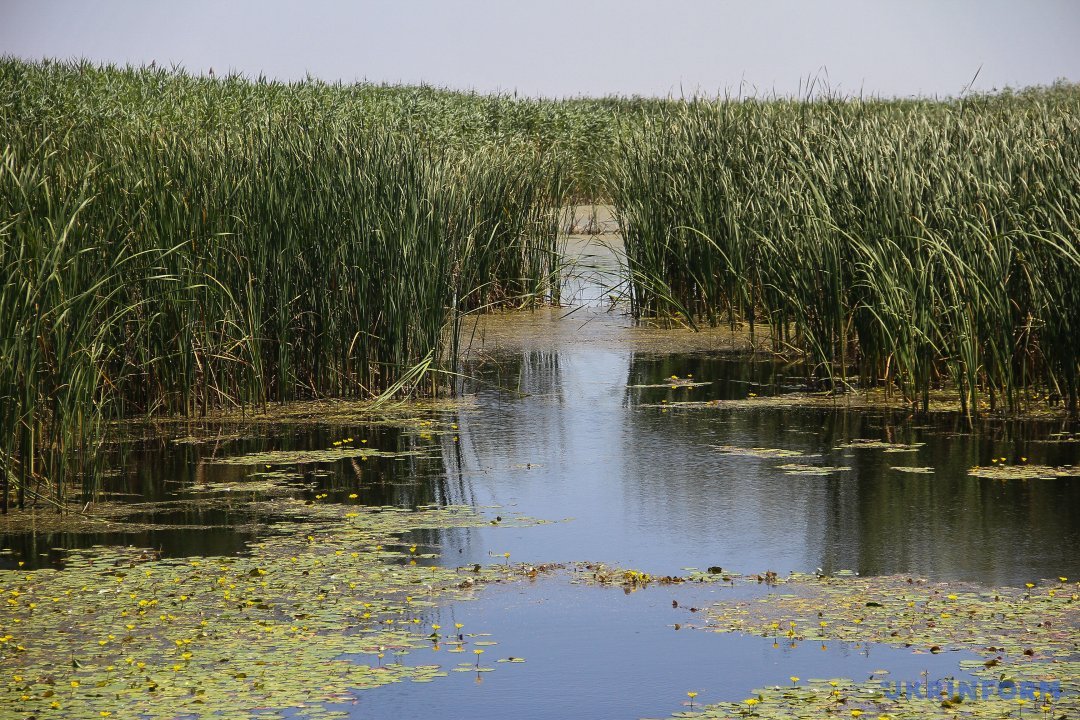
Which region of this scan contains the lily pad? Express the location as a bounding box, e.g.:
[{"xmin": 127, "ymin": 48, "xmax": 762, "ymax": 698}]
[{"xmin": 0, "ymin": 503, "xmax": 555, "ymax": 719}]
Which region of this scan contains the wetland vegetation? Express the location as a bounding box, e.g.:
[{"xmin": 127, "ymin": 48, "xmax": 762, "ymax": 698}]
[
  {"xmin": 612, "ymin": 87, "xmax": 1080, "ymax": 417},
  {"xmin": 2, "ymin": 58, "xmax": 1079, "ymax": 719}
]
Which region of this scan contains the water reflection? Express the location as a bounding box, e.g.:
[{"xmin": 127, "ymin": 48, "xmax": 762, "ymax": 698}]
[
  {"xmin": 1, "ymin": 423, "xmax": 465, "ymax": 568},
  {"xmin": 447, "ymin": 344, "xmax": 1080, "ymax": 584}
]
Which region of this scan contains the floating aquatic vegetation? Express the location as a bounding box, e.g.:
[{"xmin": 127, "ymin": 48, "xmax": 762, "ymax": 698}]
[
  {"xmin": 641, "ymin": 395, "xmax": 826, "ymax": 411},
  {"xmin": 171, "ymin": 433, "xmax": 249, "ymax": 446},
  {"xmin": 967, "ymin": 464, "xmax": 1080, "ymax": 480},
  {"xmin": 182, "ymin": 398, "xmax": 477, "ymax": 427},
  {"xmin": 1031, "ymin": 432, "xmax": 1080, "ymax": 444},
  {"xmin": 0, "ymin": 503, "xmax": 553, "ymax": 719},
  {"xmin": 890, "ymin": 466, "xmax": 935, "ymax": 474},
  {"xmin": 628, "ymin": 377, "xmax": 713, "ymax": 389},
  {"xmin": 0, "ymin": 511, "xmax": 261, "ymax": 537},
  {"xmin": 711, "ymin": 445, "xmax": 809, "ymax": 459},
  {"xmin": 776, "ymin": 463, "xmax": 851, "ymax": 476},
  {"xmin": 581, "ymin": 563, "xmax": 743, "ymax": 591},
  {"xmin": 666, "ymin": 670, "xmax": 1077, "ymax": 720},
  {"xmin": 210, "ymin": 447, "xmax": 431, "ymax": 466},
  {"xmin": 705, "ymin": 572, "xmax": 1079, "ymax": 657},
  {"xmin": 640, "ymin": 388, "xmax": 1071, "ymax": 418},
  {"xmin": 836, "ymin": 439, "xmax": 925, "ymax": 452},
  {"xmin": 0, "ymin": 495, "xmax": 275, "ymax": 536},
  {"xmin": 181, "ymin": 470, "xmax": 311, "ymax": 496},
  {"xmin": 695, "ymin": 572, "xmax": 1079, "ymax": 718}
]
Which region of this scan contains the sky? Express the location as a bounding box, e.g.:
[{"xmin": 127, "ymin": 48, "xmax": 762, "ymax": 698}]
[{"xmin": 1, "ymin": 1, "xmax": 1078, "ymax": 98}]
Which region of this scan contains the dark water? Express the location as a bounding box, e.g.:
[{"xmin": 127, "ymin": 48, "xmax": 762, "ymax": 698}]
[{"xmin": 3, "ymin": 237, "xmax": 1078, "ymax": 718}]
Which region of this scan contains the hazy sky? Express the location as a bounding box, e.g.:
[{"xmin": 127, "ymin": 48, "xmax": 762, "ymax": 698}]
[{"xmin": 2, "ymin": 1, "xmax": 1078, "ymax": 98}]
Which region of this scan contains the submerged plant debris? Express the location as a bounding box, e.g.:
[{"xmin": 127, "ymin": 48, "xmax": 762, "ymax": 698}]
[
  {"xmin": 685, "ymin": 572, "xmax": 1080, "ymax": 719},
  {"xmin": 0, "ymin": 502, "xmax": 554, "ymax": 719}
]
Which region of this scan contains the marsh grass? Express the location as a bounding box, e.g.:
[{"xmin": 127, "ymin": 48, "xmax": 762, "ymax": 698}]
[
  {"xmin": 4, "ymin": 58, "xmax": 1079, "ymax": 507},
  {"xmin": 611, "ymin": 87, "xmax": 1080, "ymax": 418},
  {"xmin": 0, "ymin": 59, "xmax": 569, "ymax": 505}
]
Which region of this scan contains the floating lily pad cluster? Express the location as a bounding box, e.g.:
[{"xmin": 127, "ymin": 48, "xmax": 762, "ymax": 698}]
[
  {"xmin": 144, "ymin": 398, "xmax": 474, "ymax": 429},
  {"xmin": 182, "ymin": 469, "xmax": 312, "ymax": 496},
  {"xmin": 0, "ymin": 503, "xmax": 549, "ymax": 719},
  {"xmin": 711, "ymin": 446, "xmax": 808, "ymax": 459},
  {"xmin": 582, "ymin": 564, "xmax": 743, "ymax": 592},
  {"xmin": 0, "ymin": 493, "xmax": 279, "ymax": 536},
  {"xmin": 710, "ymin": 439, "xmax": 944, "ymax": 478},
  {"xmin": 967, "ymin": 464, "xmax": 1080, "ymax": 481},
  {"xmin": 709, "ymin": 446, "xmax": 852, "ymax": 476},
  {"xmin": 665, "ymin": 671, "xmax": 1075, "ymax": 720},
  {"xmin": 209, "ymin": 446, "xmax": 432, "ymax": 466},
  {"xmin": 1032, "ymin": 432, "xmax": 1080, "ymax": 445},
  {"xmin": 836, "ymin": 440, "xmax": 924, "ymax": 453},
  {"xmin": 170, "ymin": 433, "xmax": 250, "ymax": 447},
  {"xmin": 691, "ymin": 573, "xmax": 1079, "ymax": 718}
]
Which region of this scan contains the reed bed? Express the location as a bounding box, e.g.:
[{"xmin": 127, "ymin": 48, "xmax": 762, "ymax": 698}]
[
  {"xmin": 5, "ymin": 57, "xmax": 1078, "ymax": 504},
  {"xmin": 611, "ymin": 86, "xmax": 1080, "ymax": 418},
  {"xmin": 0, "ymin": 59, "xmax": 572, "ymax": 505}
]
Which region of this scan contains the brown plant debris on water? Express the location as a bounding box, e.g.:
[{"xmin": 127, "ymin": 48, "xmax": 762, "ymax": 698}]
[
  {"xmin": 710, "ymin": 445, "xmax": 810, "ymax": 459},
  {"xmin": 967, "ymin": 464, "xmax": 1080, "ymax": 480},
  {"xmin": 128, "ymin": 396, "xmax": 476, "ymax": 429},
  {"xmin": 836, "ymin": 439, "xmax": 925, "ymax": 452},
  {"xmin": 640, "ymin": 387, "xmax": 1075, "ymax": 419}
]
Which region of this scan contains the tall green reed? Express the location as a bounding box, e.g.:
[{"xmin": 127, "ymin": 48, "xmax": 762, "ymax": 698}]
[
  {"xmin": 611, "ymin": 86, "xmax": 1080, "ymax": 417},
  {"xmin": 0, "ymin": 58, "xmax": 566, "ymax": 506}
]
